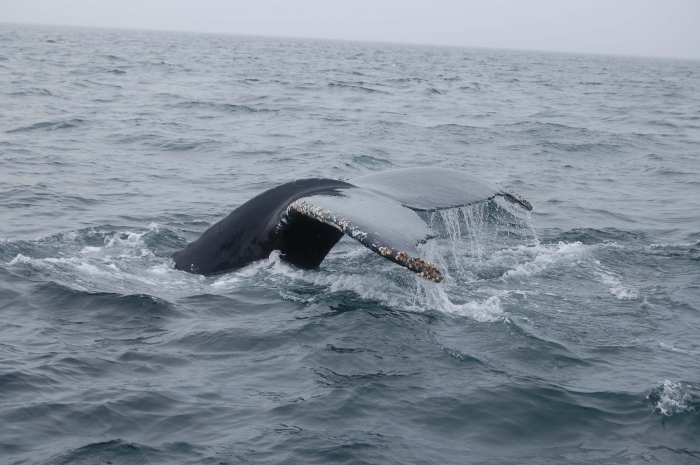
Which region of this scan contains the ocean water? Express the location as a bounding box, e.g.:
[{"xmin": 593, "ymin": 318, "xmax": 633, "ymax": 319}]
[{"xmin": 1, "ymin": 23, "xmax": 699, "ymax": 464}]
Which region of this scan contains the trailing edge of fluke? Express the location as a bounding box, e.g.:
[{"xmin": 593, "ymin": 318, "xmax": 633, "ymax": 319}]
[{"xmin": 172, "ymin": 167, "xmax": 532, "ymax": 282}]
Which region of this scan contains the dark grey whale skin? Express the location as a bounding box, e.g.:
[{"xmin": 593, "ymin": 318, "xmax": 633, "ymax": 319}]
[{"xmin": 172, "ymin": 178, "xmax": 353, "ymax": 275}]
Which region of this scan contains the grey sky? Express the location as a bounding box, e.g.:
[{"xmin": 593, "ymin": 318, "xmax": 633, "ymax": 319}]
[{"xmin": 3, "ymin": 0, "xmax": 699, "ymax": 59}]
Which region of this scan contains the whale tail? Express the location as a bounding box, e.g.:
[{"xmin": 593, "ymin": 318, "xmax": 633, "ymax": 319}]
[{"xmin": 173, "ymin": 168, "xmax": 532, "ymax": 281}]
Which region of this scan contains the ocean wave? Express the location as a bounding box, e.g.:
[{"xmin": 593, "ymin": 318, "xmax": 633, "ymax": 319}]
[
  {"xmin": 169, "ymin": 100, "xmax": 277, "ymax": 113},
  {"xmin": 48, "ymin": 439, "xmax": 201, "ymax": 465},
  {"xmin": 327, "ymin": 81, "xmax": 390, "ymax": 94},
  {"xmin": 351, "ymin": 154, "xmax": 393, "ymax": 167},
  {"xmin": 5, "ymin": 119, "xmax": 85, "ymax": 133}
]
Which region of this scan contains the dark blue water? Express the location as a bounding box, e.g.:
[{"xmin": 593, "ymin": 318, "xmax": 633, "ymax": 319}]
[{"xmin": 1, "ymin": 24, "xmax": 699, "ymax": 464}]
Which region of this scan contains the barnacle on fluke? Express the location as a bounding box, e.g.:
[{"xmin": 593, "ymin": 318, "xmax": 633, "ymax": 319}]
[
  {"xmin": 406, "ymin": 257, "xmax": 443, "ymax": 282},
  {"xmin": 503, "ymin": 190, "xmax": 533, "ymax": 211},
  {"xmin": 172, "ymin": 167, "xmax": 532, "ymax": 282}
]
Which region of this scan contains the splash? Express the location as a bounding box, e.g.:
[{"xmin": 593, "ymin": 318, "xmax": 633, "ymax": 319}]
[
  {"xmin": 647, "ymin": 380, "xmax": 699, "ymax": 416},
  {"xmin": 4, "ymin": 224, "xmax": 206, "ymax": 298},
  {"xmin": 3, "ymin": 200, "xmax": 546, "ymax": 322},
  {"xmin": 407, "ymin": 200, "xmax": 539, "ymax": 320}
]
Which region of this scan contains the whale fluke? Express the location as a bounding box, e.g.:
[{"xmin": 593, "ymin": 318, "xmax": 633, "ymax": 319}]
[{"xmin": 172, "ymin": 168, "xmax": 532, "ymax": 281}]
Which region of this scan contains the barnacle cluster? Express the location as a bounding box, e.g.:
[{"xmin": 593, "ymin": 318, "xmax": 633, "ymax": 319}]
[
  {"xmin": 395, "ymin": 251, "xmax": 408, "ymax": 261},
  {"xmin": 378, "ymin": 246, "xmax": 392, "ymax": 256},
  {"xmin": 288, "ymin": 201, "xmax": 351, "ymax": 232},
  {"xmin": 289, "ymin": 201, "xmax": 307, "ymax": 215},
  {"xmin": 406, "ymin": 257, "xmax": 443, "ymax": 282}
]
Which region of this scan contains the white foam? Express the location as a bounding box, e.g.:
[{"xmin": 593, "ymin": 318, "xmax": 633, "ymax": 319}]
[
  {"xmin": 104, "ymin": 230, "xmax": 148, "ymax": 248},
  {"xmin": 648, "ymin": 380, "xmax": 697, "ymax": 416},
  {"xmin": 9, "ymin": 254, "xmax": 81, "ymax": 266},
  {"xmin": 76, "ymin": 262, "xmax": 101, "ymax": 275},
  {"xmin": 483, "ymin": 288, "xmax": 537, "ymax": 299},
  {"xmin": 4, "ymin": 225, "xmax": 193, "ymax": 297},
  {"xmin": 8, "ymin": 253, "xmax": 32, "ymax": 265},
  {"xmin": 80, "ymin": 246, "xmax": 102, "ymax": 254},
  {"xmin": 596, "ymin": 270, "xmax": 638, "ymax": 300},
  {"xmin": 10, "ymin": 253, "xmax": 103, "ymax": 273},
  {"xmin": 413, "ymin": 278, "xmax": 507, "ymax": 322},
  {"xmin": 147, "ymin": 264, "xmax": 171, "ymax": 275},
  {"xmin": 610, "ymin": 287, "xmax": 638, "ymax": 300},
  {"xmin": 211, "ymin": 276, "xmax": 241, "ymax": 288},
  {"xmin": 658, "ymin": 342, "xmax": 700, "ymax": 355},
  {"xmin": 501, "ymin": 241, "xmax": 586, "ymax": 278},
  {"xmin": 267, "ymin": 257, "xmax": 507, "ymax": 321},
  {"xmin": 441, "ymin": 295, "xmax": 506, "ymax": 322},
  {"xmin": 648, "ymin": 242, "xmax": 697, "ymax": 249}
]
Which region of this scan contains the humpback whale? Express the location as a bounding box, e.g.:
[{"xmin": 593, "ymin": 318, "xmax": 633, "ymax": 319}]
[{"xmin": 172, "ymin": 168, "xmax": 532, "ymax": 282}]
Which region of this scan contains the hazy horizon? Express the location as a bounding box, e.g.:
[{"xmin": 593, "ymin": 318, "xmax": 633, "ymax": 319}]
[{"xmin": 2, "ymin": 0, "xmax": 699, "ymax": 60}]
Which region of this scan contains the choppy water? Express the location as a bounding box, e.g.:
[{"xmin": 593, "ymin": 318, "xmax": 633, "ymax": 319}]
[{"xmin": 1, "ymin": 24, "xmax": 699, "ymax": 464}]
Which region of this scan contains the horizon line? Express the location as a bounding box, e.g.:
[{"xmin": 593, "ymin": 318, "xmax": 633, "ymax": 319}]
[{"xmin": 2, "ymin": 20, "xmax": 697, "ymax": 63}]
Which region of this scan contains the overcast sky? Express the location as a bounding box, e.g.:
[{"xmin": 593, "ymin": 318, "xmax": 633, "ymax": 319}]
[{"xmin": 3, "ymin": 0, "xmax": 699, "ymax": 59}]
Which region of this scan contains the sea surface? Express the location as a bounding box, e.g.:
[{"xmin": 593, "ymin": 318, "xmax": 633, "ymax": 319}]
[{"xmin": 1, "ymin": 24, "xmax": 699, "ymax": 464}]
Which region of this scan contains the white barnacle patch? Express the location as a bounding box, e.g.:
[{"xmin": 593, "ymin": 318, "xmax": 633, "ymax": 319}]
[
  {"xmin": 292, "ymin": 201, "xmax": 310, "ymax": 215},
  {"xmin": 378, "ymin": 246, "xmax": 392, "ymax": 256},
  {"xmin": 395, "ymin": 251, "xmax": 408, "ymax": 261},
  {"xmin": 288, "ymin": 200, "xmax": 354, "ymax": 236},
  {"xmin": 350, "ymin": 229, "xmax": 368, "ymax": 241}
]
